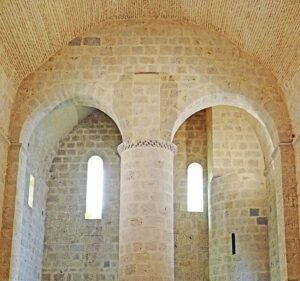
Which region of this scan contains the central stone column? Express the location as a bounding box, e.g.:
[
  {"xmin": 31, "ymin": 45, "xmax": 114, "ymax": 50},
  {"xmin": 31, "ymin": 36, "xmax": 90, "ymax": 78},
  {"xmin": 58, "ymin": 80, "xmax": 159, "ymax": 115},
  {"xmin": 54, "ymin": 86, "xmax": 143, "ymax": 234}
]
[{"xmin": 118, "ymin": 140, "xmax": 176, "ymax": 281}]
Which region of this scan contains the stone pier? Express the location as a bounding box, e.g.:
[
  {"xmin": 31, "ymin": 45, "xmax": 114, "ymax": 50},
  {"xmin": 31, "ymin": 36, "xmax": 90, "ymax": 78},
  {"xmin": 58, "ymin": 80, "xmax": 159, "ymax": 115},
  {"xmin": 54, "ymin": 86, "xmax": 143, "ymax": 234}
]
[{"xmin": 118, "ymin": 140, "xmax": 176, "ymax": 281}]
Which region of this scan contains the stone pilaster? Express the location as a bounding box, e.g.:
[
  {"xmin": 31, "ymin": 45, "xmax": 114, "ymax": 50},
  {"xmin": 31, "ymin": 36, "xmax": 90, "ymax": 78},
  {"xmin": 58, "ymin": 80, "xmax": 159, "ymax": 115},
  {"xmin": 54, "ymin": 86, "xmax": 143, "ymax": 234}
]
[
  {"xmin": 0, "ymin": 129, "xmax": 10, "ymax": 234},
  {"xmin": 265, "ymin": 143, "xmax": 300, "ymax": 281},
  {"xmin": 278, "ymin": 144, "xmax": 300, "ymax": 280},
  {"xmin": 117, "ymin": 140, "xmax": 176, "ymax": 281},
  {"xmin": 293, "ymin": 135, "xmax": 300, "ymax": 238},
  {"xmin": 0, "ymin": 143, "xmax": 27, "ymax": 281}
]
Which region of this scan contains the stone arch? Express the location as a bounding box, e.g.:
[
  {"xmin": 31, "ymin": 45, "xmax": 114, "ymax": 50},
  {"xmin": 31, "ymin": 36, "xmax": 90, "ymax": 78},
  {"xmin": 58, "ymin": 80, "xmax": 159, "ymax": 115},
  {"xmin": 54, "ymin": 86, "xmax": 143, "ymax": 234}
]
[
  {"xmin": 5, "ymin": 82, "xmax": 125, "ymax": 280},
  {"xmin": 171, "ymin": 93, "xmax": 280, "ymax": 160},
  {"xmin": 9, "ymin": 83, "xmax": 124, "ymax": 146},
  {"xmin": 170, "ymin": 91, "xmax": 284, "ymax": 151},
  {"xmin": 2, "ymin": 19, "xmax": 298, "ymax": 281},
  {"xmin": 8, "ymin": 20, "xmax": 293, "ymax": 146},
  {"xmin": 170, "ymin": 91, "xmax": 298, "ymax": 281}
]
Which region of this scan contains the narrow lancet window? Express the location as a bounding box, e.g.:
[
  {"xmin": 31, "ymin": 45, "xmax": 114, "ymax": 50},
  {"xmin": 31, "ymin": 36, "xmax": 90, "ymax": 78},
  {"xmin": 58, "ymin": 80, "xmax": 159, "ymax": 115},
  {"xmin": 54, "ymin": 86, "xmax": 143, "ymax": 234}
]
[
  {"xmin": 28, "ymin": 174, "xmax": 35, "ymax": 208},
  {"xmin": 85, "ymin": 156, "xmax": 103, "ymax": 219},
  {"xmin": 232, "ymin": 233, "xmax": 236, "ymax": 255},
  {"xmin": 187, "ymin": 162, "xmax": 204, "ymax": 212}
]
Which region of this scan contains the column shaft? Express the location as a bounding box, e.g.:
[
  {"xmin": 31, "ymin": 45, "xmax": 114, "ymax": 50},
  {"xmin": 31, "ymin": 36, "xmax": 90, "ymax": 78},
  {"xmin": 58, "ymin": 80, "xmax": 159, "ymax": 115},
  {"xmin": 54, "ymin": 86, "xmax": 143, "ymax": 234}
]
[{"xmin": 118, "ymin": 140, "xmax": 176, "ymax": 281}]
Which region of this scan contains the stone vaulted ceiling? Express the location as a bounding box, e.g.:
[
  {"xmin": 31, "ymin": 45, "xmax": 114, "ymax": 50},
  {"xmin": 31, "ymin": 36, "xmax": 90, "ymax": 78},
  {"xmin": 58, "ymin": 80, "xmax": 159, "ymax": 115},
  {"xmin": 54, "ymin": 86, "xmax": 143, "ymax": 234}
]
[{"xmin": 0, "ymin": 0, "xmax": 299, "ymax": 84}]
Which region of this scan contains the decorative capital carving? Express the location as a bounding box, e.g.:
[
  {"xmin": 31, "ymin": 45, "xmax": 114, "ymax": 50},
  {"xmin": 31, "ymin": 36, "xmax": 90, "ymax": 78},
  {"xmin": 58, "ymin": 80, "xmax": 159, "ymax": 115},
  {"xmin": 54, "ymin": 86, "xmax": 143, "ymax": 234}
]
[{"xmin": 117, "ymin": 139, "xmax": 177, "ymax": 155}]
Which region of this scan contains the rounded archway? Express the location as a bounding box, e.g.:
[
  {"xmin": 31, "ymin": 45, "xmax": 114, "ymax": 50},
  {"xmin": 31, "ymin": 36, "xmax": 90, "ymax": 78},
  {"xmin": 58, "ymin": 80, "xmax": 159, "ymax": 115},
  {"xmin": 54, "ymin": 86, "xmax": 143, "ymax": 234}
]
[
  {"xmin": 1, "ymin": 19, "xmax": 298, "ymax": 281},
  {"xmin": 171, "ymin": 92, "xmax": 282, "ymax": 149},
  {"xmin": 7, "ymin": 99, "xmax": 123, "ymax": 280},
  {"xmin": 171, "ymin": 101, "xmax": 293, "ymax": 281},
  {"xmin": 10, "ymin": 84, "xmax": 124, "ymax": 147}
]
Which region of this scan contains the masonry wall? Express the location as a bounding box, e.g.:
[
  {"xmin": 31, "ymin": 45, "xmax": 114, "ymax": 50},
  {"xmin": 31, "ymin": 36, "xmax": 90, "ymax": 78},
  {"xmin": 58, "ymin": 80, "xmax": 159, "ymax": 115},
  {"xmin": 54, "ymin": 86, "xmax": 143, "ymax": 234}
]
[
  {"xmin": 265, "ymin": 152, "xmax": 282, "ymax": 281},
  {"xmin": 293, "ymin": 139, "xmax": 300, "ymax": 238},
  {"xmin": 18, "ymin": 165, "xmax": 48, "ymax": 280},
  {"xmin": 173, "ymin": 111, "xmax": 209, "ymax": 281},
  {"xmin": 42, "ymin": 110, "xmax": 121, "ymax": 281},
  {"xmin": 282, "ymin": 70, "xmax": 300, "ymax": 137},
  {"xmin": 12, "ymin": 20, "xmax": 290, "ymax": 145},
  {"xmin": 1, "ymin": 20, "xmax": 297, "ymax": 281},
  {"xmin": 282, "ymin": 70, "xmax": 300, "ymax": 238},
  {"xmin": 0, "ymin": 64, "xmax": 16, "ymax": 234},
  {"xmin": 282, "ymin": 71, "xmax": 300, "ymax": 236},
  {"xmin": 0, "ymin": 133, "xmax": 9, "ymax": 234},
  {"xmin": 0, "ymin": 64, "xmax": 21, "ymax": 278},
  {"xmin": 207, "ymin": 106, "xmax": 270, "ymax": 281},
  {"xmin": 16, "ymin": 111, "xmax": 66, "ymax": 280},
  {"xmin": 15, "ymin": 123, "xmax": 58, "ymax": 280},
  {"xmin": 270, "ymin": 144, "xmax": 300, "ymax": 280}
]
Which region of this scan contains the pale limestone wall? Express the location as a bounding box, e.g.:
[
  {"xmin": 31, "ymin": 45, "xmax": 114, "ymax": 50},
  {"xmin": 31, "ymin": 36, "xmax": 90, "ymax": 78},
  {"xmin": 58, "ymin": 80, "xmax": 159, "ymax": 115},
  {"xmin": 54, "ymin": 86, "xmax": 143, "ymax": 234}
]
[
  {"xmin": 0, "ymin": 144, "xmax": 27, "ymax": 281},
  {"xmin": 16, "ymin": 132, "xmax": 57, "ymax": 281},
  {"xmin": 284, "ymin": 69, "xmax": 300, "ymax": 237},
  {"xmin": 209, "ymin": 174, "xmax": 269, "ymax": 281},
  {"xmin": 209, "ymin": 106, "xmax": 265, "ymax": 176},
  {"xmin": 11, "ymin": 20, "xmax": 290, "ymax": 146},
  {"xmin": 0, "ymin": 54, "xmax": 16, "ymax": 135},
  {"xmin": 43, "ymin": 110, "xmax": 121, "ymax": 281},
  {"xmin": 173, "ymin": 111, "xmax": 208, "ymax": 281},
  {"xmin": 2, "ymin": 1, "xmax": 299, "ymax": 85},
  {"xmin": 0, "ymin": 59, "xmax": 17, "ymax": 270},
  {"xmin": 0, "ymin": 133, "xmax": 9, "ymax": 233},
  {"xmin": 294, "ymin": 139, "xmax": 300, "ymax": 238},
  {"xmin": 1, "ymin": 20, "xmax": 298, "ymax": 281},
  {"xmin": 0, "ymin": 63, "xmax": 17, "ymax": 234},
  {"xmin": 274, "ymin": 145, "xmax": 299, "ymax": 280},
  {"xmin": 264, "ymin": 140, "xmax": 299, "ymax": 281},
  {"xmin": 18, "ymin": 169, "xmax": 47, "ymax": 281},
  {"xmin": 208, "ymin": 106, "xmax": 269, "ymax": 281},
  {"xmin": 12, "ymin": 105, "xmax": 87, "ymax": 281},
  {"xmin": 282, "ymin": 70, "xmax": 300, "ymax": 137},
  {"xmin": 265, "ymin": 152, "xmax": 282, "ymax": 281}
]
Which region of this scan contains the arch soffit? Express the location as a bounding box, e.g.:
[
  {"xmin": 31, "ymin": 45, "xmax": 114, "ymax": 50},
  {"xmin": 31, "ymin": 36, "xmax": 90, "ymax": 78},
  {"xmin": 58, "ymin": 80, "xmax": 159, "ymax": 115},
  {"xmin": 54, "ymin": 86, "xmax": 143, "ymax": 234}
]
[
  {"xmin": 171, "ymin": 92, "xmax": 282, "ymax": 153},
  {"xmin": 11, "ymin": 83, "xmax": 123, "ymax": 146}
]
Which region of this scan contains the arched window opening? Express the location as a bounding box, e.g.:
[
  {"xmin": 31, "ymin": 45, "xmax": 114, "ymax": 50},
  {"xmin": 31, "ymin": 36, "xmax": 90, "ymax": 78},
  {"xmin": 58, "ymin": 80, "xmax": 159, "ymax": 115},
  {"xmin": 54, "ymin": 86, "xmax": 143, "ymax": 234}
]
[
  {"xmin": 187, "ymin": 162, "xmax": 204, "ymax": 212},
  {"xmin": 85, "ymin": 156, "xmax": 104, "ymax": 219},
  {"xmin": 28, "ymin": 174, "xmax": 35, "ymax": 208}
]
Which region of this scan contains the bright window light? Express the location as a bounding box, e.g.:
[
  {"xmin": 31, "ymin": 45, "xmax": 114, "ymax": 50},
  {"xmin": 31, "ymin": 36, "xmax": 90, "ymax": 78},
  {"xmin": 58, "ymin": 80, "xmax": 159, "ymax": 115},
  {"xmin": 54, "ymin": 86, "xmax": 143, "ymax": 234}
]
[
  {"xmin": 85, "ymin": 156, "xmax": 103, "ymax": 219},
  {"xmin": 28, "ymin": 174, "xmax": 35, "ymax": 208},
  {"xmin": 187, "ymin": 163, "xmax": 204, "ymax": 212}
]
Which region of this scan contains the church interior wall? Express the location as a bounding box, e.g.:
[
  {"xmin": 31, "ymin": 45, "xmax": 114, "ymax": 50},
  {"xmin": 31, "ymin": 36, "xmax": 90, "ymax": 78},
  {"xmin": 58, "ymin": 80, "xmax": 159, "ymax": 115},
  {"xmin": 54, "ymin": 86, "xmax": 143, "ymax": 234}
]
[{"xmin": 0, "ymin": 20, "xmax": 298, "ymax": 281}]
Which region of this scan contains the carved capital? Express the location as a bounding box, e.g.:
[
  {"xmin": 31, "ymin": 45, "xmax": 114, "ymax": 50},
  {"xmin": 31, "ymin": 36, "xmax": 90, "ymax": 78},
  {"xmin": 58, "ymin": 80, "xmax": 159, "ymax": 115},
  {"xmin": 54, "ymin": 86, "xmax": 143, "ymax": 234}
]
[{"xmin": 117, "ymin": 139, "xmax": 177, "ymax": 155}]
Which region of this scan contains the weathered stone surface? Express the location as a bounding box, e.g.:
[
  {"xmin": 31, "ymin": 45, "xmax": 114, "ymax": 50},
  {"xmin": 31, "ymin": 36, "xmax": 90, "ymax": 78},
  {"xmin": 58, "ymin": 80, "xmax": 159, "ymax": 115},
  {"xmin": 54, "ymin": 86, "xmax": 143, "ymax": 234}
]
[
  {"xmin": 257, "ymin": 217, "xmax": 268, "ymax": 225},
  {"xmin": 43, "ymin": 110, "xmax": 122, "ymax": 281},
  {"xmin": 83, "ymin": 37, "xmax": 101, "ymax": 46},
  {"xmin": 68, "ymin": 37, "xmax": 82, "ymax": 46},
  {"xmin": 250, "ymin": 208, "xmax": 260, "ymax": 217},
  {"xmin": 0, "ymin": 20, "xmax": 299, "ymax": 281},
  {"xmin": 208, "ymin": 106, "xmax": 270, "ymax": 281},
  {"xmin": 173, "ymin": 111, "xmax": 209, "ymax": 281},
  {"xmin": 118, "ymin": 141, "xmax": 175, "ymax": 281}
]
